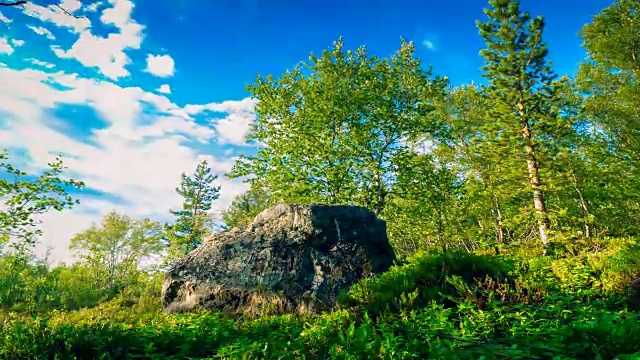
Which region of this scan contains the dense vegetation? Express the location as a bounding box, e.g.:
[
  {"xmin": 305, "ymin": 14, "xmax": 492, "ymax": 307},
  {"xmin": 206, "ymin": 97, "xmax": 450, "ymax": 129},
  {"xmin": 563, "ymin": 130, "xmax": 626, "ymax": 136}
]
[{"xmin": 2, "ymin": 0, "xmax": 640, "ymax": 358}]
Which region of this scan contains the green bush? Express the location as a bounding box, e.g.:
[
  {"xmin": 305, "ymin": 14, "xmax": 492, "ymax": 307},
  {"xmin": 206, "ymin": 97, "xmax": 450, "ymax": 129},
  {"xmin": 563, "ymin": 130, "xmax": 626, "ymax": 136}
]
[{"xmin": 340, "ymin": 251, "xmax": 515, "ymax": 313}]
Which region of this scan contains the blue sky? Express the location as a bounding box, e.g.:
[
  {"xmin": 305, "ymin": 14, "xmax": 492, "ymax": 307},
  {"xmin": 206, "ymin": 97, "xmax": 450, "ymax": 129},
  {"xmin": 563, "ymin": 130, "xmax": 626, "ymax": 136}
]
[{"xmin": 0, "ymin": 0, "xmax": 611, "ymax": 264}]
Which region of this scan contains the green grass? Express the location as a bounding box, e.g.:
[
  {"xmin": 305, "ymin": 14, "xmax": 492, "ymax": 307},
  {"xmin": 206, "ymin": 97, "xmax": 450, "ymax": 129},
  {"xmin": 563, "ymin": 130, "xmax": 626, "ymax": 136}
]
[{"xmin": 1, "ymin": 237, "xmax": 640, "ymax": 359}]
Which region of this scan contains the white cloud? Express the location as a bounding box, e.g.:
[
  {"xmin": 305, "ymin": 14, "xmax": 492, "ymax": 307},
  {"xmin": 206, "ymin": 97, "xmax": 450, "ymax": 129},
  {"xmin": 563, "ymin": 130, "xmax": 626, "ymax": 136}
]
[
  {"xmin": 214, "ymin": 111, "xmax": 257, "ymax": 146},
  {"xmin": 185, "ymin": 97, "xmax": 258, "ymax": 115},
  {"xmin": 32, "ymin": 200, "xmax": 104, "ymax": 265},
  {"xmin": 23, "ymin": 1, "xmax": 90, "ymax": 33},
  {"xmin": 53, "ymin": 0, "xmax": 144, "ymax": 80},
  {"xmin": 59, "ymin": 0, "xmax": 83, "ymax": 13},
  {"xmin": 27, "ymin": 25, "xmax": 56, "ymax": 40},
  {"xmin": 0, "ymin": 0, "xmax": 255, "ymax": 265},
  {"xmin": 10, "ymin": 39, "xmax": 25, "ymax": 47},
  {"xmin": 157, "ymin": 84, "xmax": 171, "ymax": 94},
  {"xmin": 27, "ymin": 58, "xmax": 56, "ymax": 69},
  {"xmin": 0, "ymin": 11, "xmax": 10, "ymax": 23},
  {"xmin": 0, "ymin": 38, "xmax": 14, "ymax": 55},
  {"xmin": 85, "ymin": 2, "xmax": 103, "ymax": 12},
  {"xmin": 423, "ymin": 39, "xmax": 435, "ymax": 51},
  {"xmin": 186, "ymin": 97, "xmax": 258, "ymax": 146},
  {"xmin": 145, "ymin": 54, "xmax": 175, "ymax": 77},
  {"xmin": 0, "ymin": 65, "xmax": 251, "ymax": 265}
]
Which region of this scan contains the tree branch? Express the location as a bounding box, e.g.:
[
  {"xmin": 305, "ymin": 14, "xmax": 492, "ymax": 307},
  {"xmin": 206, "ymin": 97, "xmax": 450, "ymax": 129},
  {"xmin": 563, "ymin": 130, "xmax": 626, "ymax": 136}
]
[
  {"xmin": 0, "ymin": 1, "xmax": 27, "ymax": 6},
  {"xmin": 52, "ymin": 3, "xmax": 82, "ymax": 18},
  {"xmin": 1, "ymin": 1, "xmax": 84, "ymax": 20}
]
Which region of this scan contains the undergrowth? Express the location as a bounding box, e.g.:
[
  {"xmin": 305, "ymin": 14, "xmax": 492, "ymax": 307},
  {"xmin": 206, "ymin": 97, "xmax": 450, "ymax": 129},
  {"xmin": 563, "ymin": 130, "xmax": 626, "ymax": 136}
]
[{"xmin": 1, "ymin": 237, "xmax": 640, "ymax": 359}]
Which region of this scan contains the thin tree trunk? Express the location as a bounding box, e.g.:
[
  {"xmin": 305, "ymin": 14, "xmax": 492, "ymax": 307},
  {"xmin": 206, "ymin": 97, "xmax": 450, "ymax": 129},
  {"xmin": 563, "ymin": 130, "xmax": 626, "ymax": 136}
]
[
  {"xmin": 493, "ymin": 200, "xmax": 505, "ymax": 244},
  {"xmin": 477, "ymin": 219, "xmax": 489, "ymax": 244},
  {"xmin": 571, "ymin": 174, "xmax": 591, "ymax": 238},
  {"xmin": 517, "ymin": 102, "xmax": 551, "ymax": 252},
  {"xmin": 373, "ymin": 172, "xmax": 387, "ymax": 216},
  {"xmin": 436, "ymin": 207, "xmax": 444, "ymax": 246},
  {"xmin": 478, "ymin": 170, "xmax": 505, "ymax": 245},
  {"xmin": 492, "ymin": 204, "xmax": 504, "ymax": 255}
]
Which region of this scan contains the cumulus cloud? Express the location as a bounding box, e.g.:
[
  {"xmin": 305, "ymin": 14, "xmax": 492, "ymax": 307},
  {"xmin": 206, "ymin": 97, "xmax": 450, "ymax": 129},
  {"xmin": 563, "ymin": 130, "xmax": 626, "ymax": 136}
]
[
  {"xmin": 157, "ymin": 84, "xmax": 171, "ymax": 94},
  {"xmin": 52, "ymin": 0, "xmax": 144, "ymax": 80},
  {"xmin": 213, "ymin": 111, "xmax": 257, "ymax": 146},
  {"xmin": 185, "ymin": 97, "xmax": 258, "ymax": 146},
  {"xmin": 59, "ymin": 0, "xmax": 83, "ymax": 13},
  {"xmin": 10, "ymin": 39, "xmax": 25, "ymax": 47},
  {"xmin": 23, "ymin": 1, "xmax": 90, "ymax": 33},
  {"xmin": 0, "ymin": 0, "xmax": 256, "ymax": 265},
  {"xmin": 85, "ymin": 2, "xmax": 103, "ymax": 12},
  {"xmin": 27, "ymin": 25, "xmax": 56, "ymax": 40},
  {"xmin": 27, "ymin": 58, "xmax": 56, "ymax": 69},
  {"xmin": 145, "ymin": 54, "xmax": 175, "ymax": 78},
  {"xmin": 0, "ymin": 38, "xmax": 14, "ymax": 55},
  {"xmin": 184, "ymin": 97, "xmax": 258, "ymax": 115},
  {"xmin": 0, "ymin": 65, "xmax": 251, "ymax": 264}
]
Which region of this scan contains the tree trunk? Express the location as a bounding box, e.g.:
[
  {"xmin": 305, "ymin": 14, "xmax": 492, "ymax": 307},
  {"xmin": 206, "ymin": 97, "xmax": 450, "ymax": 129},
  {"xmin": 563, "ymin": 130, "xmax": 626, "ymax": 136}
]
[
  {"xmin": 436, "ymin": 206, "xmax": 444, "ymax": 246},
  {"xmin": 571, "ymin": 174, "xmax": 591, "ymax": 238},
  {"xmin": 518, "ymin": 102, "xmax": 551, "ymax": 252},
  {"xmin": 478, "ymin": 170, "xmax": 505, "ymax": 245},
  {"xmin": 493, "ymin": 200, "xmax": 505, "ymax": 244},
  {"xmin": 373, "ymin": 172, "xmax": 387, "ymax": 216},
  {"xmin": 477, "ymin": 219, "xmax": 489, "ymax": 244}
]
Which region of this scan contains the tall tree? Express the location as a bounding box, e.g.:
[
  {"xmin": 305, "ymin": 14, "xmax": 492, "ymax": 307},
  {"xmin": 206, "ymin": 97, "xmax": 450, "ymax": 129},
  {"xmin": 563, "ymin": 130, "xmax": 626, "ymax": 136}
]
[
  {"xmin": 228, "ymin": 38, "xmax": 447, "ymax": 216},
  {"xmin": 0, "ymin": 150, "xmax": 84, "ymax": 254},
  {"xmin": 476, "ymin": 0, "xmax": 561, "ymax": 251},
  {"xmin": 574, "ymin": 0, "xmax": 640, "ymax": 236},
  {"xmin": 70, "ymin": 211, "xmax": 163, "ymax": 293},
  {"xmin": 437, "ymin": 85, "xmax": 510, "ymax": 245},
  {"xmin": 165, "ymin": 160, "xmax": 220, "ymax": 260},
  {"xmin": 578, "ymin": 0, "xmax": 640, "ymax": 165}
]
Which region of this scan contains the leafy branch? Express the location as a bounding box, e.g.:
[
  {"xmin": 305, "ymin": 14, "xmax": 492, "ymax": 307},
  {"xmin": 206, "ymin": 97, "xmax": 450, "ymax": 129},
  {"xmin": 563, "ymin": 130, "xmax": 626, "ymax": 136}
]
[{"xmin": 0, "ymin": 149, "xmax": 85, "ymax": 253}]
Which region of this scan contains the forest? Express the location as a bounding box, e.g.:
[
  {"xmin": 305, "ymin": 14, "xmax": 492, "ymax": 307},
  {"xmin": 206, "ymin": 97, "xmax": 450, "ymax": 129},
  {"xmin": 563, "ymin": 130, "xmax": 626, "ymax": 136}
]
[{"xmin": 1, "ymin": 0, "xmax": 640, "ymax": 358}]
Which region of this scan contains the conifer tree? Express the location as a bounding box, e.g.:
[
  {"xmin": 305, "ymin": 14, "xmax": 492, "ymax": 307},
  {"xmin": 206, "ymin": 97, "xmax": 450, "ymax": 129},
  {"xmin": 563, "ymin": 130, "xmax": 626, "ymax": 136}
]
[
  {"xmin": 476, "ymin": 0, "xmax": 560, "ymax": 250},
  {"xmin": 165, "ymin": 160, "xmax": 220, "ymax": 260}
]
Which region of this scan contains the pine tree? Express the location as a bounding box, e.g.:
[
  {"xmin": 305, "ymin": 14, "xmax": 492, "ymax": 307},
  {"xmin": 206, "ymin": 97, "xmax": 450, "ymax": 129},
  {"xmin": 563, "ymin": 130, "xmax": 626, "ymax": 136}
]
[
  {"xmin": 166, "ymin": 160, "xmax": 220, "ymax": 260},
  {"xmin": 476, "ymin": 0, "xmax": 560, "ymax": 251}
]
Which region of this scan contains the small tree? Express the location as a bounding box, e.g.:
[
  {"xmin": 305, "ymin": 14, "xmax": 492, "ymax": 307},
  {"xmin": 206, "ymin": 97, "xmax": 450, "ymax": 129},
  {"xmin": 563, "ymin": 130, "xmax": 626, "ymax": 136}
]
[
  {"xmin": 165, "ymin": 160, "xmax": 220, "ymax": 261},
  {"xmin": 0, "ymin": 149, "xmax": 84, "ymax": 255},
  {"xmin": 69, "ymin": 211, "xmax": 163, "ymax": 293}
]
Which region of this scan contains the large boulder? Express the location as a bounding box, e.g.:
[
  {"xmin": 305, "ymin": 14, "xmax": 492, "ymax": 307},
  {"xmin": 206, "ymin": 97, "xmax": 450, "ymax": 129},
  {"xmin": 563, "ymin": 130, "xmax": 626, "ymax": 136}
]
[{"xmin": 161, "ymin": 203, "xmax": 395, "ymax": 317}]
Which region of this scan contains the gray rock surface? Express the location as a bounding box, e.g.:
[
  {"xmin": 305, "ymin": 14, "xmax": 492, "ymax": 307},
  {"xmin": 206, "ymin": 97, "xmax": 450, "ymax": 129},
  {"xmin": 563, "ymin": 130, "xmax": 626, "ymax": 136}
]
[{"xmin": 161, "ymin": 203, "xmax": 395, "ymax": 317}]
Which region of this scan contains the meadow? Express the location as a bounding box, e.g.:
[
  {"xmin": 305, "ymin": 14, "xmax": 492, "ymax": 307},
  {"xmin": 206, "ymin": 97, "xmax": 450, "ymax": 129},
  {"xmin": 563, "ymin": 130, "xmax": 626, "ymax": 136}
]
[{"xmin": 2, "ymin": 237, "xmax": 640, "ymax": 359}]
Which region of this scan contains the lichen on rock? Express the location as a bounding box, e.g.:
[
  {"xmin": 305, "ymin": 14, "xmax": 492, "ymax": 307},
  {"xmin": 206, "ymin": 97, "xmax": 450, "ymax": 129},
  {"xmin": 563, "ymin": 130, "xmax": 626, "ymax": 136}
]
[{"xmin": 161, "ymin": 203, "xmax": 396, "ymax": 317}]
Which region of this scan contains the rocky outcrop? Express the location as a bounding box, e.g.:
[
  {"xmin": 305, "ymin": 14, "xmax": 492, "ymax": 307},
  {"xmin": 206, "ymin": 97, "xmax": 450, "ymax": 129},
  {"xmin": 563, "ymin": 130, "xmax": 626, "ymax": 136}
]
[{"xmin": 161, "ymin": 203, "xmax": 396, "ymax": 317}]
